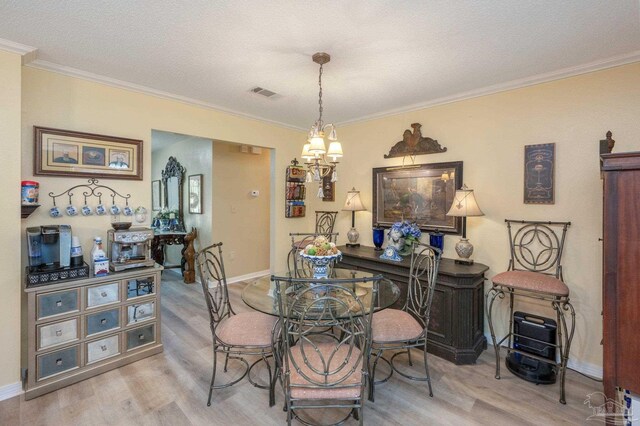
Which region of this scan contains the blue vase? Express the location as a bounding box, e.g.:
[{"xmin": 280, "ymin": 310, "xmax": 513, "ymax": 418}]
[
  {"xmin": 373, "ymin": 226, "xmax": 385, "ymax": 251},
  {"xmin": 429, "ymin": 231, "xmax": 444, "ymax": 252}
]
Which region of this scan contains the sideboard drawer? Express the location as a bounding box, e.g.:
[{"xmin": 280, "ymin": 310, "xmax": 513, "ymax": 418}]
[
  {"xmin": 126, "ymin": 324, "xmax": 155, "ymax": 351},
  {"xmin": 37, "ymin": 289, "xmax": 79, "ymax": 320},
  {"xmin": 126, "ymin": 276, "xmax": 155, "ymax": 300},
  {"xmin": 126, "ymin": 301, "xmax": 155, "ymax": 325},
  {"xmin": 86, "ymin": 308, "xmax": 120, "ymax": 337},
  {"xmin": 38, "ymin": 318, "xmax": 78, "ymax": 350},
  {"xmin": 87, "ymin": 282, "xmax": 119, "ymax": 308},
  {"xmin": 86, "ymin": 335, "xmax": 120, "ymax": 364},
  {"xmin": 37, "ymin": 345, "xmax": 79, "ymax": 381}
]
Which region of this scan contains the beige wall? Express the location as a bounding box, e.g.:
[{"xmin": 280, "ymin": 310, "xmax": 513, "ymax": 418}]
[
  {"xmin": 10, "ymin": 66, "xmax": 305, "ymax": 389},
  {"xmin": 3, "ymin": 57, "xmax": 638, "ymax": 390},
  {"xmin": 212, "ymin": 142, "xmax": 271, "ymax": 277},
  {"xmin": 0, "ymin": 51, "xmax": 22, "ymax": 388},
  {"xmin": 152, "ymin": 133, "xmax": 214, "ymax": 264},
  {"xmin": 307, "ymin": 62, "xmax": 640, "ymax": 371}
]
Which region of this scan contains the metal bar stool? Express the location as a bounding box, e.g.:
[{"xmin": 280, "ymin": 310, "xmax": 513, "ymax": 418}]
[{"xmin": 486, "ymin": 219, "xmax": 575, "ymax": 404}]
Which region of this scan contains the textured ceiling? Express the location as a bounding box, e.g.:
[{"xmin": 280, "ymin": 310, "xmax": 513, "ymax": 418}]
[{"xmin": 1, "ymin": 0, "xmax": 639, "ymax": 129}]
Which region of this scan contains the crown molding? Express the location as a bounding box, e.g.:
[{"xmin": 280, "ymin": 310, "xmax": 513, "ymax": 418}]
[
  {"xmin": 25, "ymin": 59, "xmax": 306, "ymax": 132},
  {"xmin": 0, "ymin": 37, "xmax": 38, "ymax": 64},
  {"xmin": 337, "ymin": 50, "xmax": 640, "ymax": 127},
  {"xmin": 20, "ymin": 48, "xmax": 640, "ymax": 131}
]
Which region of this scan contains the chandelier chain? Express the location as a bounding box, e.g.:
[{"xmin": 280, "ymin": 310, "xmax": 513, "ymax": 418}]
[{"xmin": 317, "ymin": 63, "xmax": 323, "ymax": 127}]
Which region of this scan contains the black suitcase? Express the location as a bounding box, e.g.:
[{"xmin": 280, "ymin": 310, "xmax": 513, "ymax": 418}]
[{"xmin": 506, "ymin": 311, "xmax": 557, "ymax": 384}]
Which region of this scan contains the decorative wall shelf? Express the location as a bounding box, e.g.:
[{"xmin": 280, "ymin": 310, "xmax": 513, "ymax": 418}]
[{"xmin": 21, "ymin": 204, "xmax": 40, "ymax": 219}]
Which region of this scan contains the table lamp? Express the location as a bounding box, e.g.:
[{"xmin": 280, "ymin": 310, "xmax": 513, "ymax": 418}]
[
  {"xmin": 446, "ymin": 185, "xmax": 484, "ymax": 265},
  {"xmin": 343, "ymin": 187, "xmax": 367, "ymax": 247}
]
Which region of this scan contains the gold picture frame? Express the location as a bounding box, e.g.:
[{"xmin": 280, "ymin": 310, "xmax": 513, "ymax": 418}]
[{"xmin": 34, "ymin": 126, "xmax": 143, "ymax": 180}]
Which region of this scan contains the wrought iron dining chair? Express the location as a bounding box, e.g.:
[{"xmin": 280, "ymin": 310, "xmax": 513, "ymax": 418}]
[
  {"xmin": 486, "ymin": 219, "xmax": 574, "ymax": 404},
  {"xmin": 369, "ymin": 243, "xmax": 441, "ymax": 402},
  {"xmin": 196, "ymin": 242, "xmax": 278, "ymax": 406},
  {"xmin": 287, "ymin": 232, "xmax": 340, "ymax": 277},
  {"xmin": 315, "ymin": 210, "xmax": 338, "ymax": 235},
  {"xmin": 272, "ymin": 274, "xmax": 382, "ymax": 426}
]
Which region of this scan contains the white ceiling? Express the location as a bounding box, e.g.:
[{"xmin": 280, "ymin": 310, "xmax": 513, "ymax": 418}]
[{"xmin": 1, "ymin": 1, "xmax": 639, "ymax": 130}]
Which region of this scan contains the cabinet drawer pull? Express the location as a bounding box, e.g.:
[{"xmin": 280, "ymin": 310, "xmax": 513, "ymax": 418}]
[
  {"xmin": 56, "ymin": 300, "xmax": 62, "ymax": 307},
  {"xmin": 55, "ymin": 330, "xmax": 62, "ymax": 337},
  {"xmin": 100, "ymin": 318, "xmax": 107, "ymax": 325},
  {"xmin": 138, "ymin": 334, "xmax": 145, "ymax": 341},
  {"xmin": 100, "ymin": 345, "xmax": 107, "ymax": 351},
  {"xmin": 100, "ymin": 291, "xmax": 107, "ymax": 298},
  {"xmin": 56, "ymin": 358, "xmax": 63, "ymax": 366}
]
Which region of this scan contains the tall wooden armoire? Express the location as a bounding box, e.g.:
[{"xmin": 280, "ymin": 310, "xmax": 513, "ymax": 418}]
[{"xmin": 601, "ymin": 151, "xmax": 640, "ymax": 400}]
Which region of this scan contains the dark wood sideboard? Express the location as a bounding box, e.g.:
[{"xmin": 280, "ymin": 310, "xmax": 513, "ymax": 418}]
[
  {"xmin": 601, "ymin": 152, "xmax": 640, "ymax": 400},
  {"xmin": 337, "ymin": 245, "xmax": 488, "ymax": 364}
]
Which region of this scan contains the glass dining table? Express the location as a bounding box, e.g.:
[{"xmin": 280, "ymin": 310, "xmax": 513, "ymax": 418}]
[{"xmin": 242, "ymin": 268, "xmax": 401, "ymax": 318}]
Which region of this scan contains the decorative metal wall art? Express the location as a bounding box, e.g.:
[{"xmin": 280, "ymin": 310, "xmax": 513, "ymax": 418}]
[
  {"xmin": 384, "ymin": 123, "xmax": 447, "ymax": 159},
  {"xmin": 34, "ymin": 126, "xmax": 143, "ymax": 180},
  {"xmin": 524, "ymin": 143, "xmax": 555, "ymax": 204},
  {"xmin": 48, "ymin": 178, "xmax": 132, "ymax": 214}
]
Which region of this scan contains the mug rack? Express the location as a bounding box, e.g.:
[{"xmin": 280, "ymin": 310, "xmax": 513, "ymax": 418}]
[{"xmin": 49, "ymin": 178, "xmax": 132, "ymax": 209}]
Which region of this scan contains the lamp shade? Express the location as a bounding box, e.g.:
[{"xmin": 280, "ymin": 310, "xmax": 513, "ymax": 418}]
[
  {"xmin": 327, "ymin": 141, "xmax": 343, "ymax": 159},
  {"xmin": 301, "ymin": 143, "xmax": 314, "ymax": 160},
  {"xmin": 446, "ymin": 187, "xmax": 484, "ymax": 217},
  {"xmin": 308, "ymin": 131, "xmax": 326, "ymax": 154},
  {"xmin": 343, "ymin": 187, "xmax": 366, "ymax": 211}
]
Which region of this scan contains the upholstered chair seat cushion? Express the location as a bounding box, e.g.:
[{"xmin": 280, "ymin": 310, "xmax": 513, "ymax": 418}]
[
  {"xmin": 289, "ymin": 342, "xmax": 362, "ymax": 399},
  {"xmin": 372, "ymin": 309, "xmax": 424, "ymax": 343},
  {"xmin": 215, "ymin": 311, "xmax": 277, "ymax": 347},
  {"xmin": 492, "ymin": 270, "xmax": 569, "ymax": 296}
]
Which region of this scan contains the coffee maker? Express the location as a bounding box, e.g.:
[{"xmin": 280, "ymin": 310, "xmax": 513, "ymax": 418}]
[
  {"xmin": 26, "ymin": 225, "xmax": 72, "ymax": 271},
  {"xmin": 107, "ymin": 228, "xmax": 155, "ymax": 272}
]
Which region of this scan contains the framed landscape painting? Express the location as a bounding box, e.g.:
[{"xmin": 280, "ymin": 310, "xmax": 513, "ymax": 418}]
[
  {"xmin": 34, "ymin": 126, "xmax": 143, "ymax": 180},
  {"xmin": 372, "ymin": 161, "xmax": 463, "ymax": 234}
]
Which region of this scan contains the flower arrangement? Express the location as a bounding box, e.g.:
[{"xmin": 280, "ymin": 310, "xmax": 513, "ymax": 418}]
[{"xmin": 390, "ymin": 220, "xmax": 422, "ymax": 256}]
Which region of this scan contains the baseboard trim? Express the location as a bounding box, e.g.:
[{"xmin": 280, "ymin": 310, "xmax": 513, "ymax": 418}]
[
  {"xmin": 483, "ymin": 332, "xmax": 603, "ymax": 379},
  {"xmin": 0, "ymin": 381, "xmax": 23, "ymax": 402},
  {"xmin": 227, "ymin": 269, "xmax": 271, "ymax": 285}
]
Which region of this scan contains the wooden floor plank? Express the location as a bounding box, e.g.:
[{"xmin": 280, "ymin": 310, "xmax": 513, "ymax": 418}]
[{"xmin": 2, "ymin": 270, "xmax": 601, "ymax": 425}]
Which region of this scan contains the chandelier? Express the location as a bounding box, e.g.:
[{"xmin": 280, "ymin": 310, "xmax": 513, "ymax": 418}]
[{"xmin": 301, "ymin": 52, "xmax": 343, "ymax": 198}]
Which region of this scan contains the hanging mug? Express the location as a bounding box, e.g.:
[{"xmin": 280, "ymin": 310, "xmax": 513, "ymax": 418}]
[
  {"xmin": 49, "ymin": 206, "xmax": 61, "ymax": 218},
  {"xmin": 96, "ymin": 204, "xmax": 107, "ymax": 215}
]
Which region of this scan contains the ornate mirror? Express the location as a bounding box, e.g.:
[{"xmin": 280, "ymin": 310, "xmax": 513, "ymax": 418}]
[{"xmin": 161, "ymin": 156, "xmax": 186, "ymax": 231}]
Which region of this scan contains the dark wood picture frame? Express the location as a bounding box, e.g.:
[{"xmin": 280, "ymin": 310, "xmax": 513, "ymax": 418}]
[
  {"xmin": 34, "ymin": 126, "xmax": 143, "ymax": 180},
  {"xmin": 372, "ymin": 161, "xmax": 463, "ymax": 234},
  {"xmin": 322, "ymin": 167, "xmax": 335, "ymax": 202},
  {"xmin": 524, "ymin": 143, "xmax": 555, "ymax": 204},
  {"xmin": 188, "ymin": 174, "xmax": 203, "ymax": 214}
]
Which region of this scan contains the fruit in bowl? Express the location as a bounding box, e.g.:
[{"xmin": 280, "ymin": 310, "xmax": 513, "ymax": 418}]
[{"xmin": 302, "ymin": 236, "xmax": 339, "ymax": 257}]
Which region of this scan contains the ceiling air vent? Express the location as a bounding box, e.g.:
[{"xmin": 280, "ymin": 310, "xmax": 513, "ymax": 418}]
[{"xmin": 249, "ymin": 86, "xmax": 279, "ymax": 99}]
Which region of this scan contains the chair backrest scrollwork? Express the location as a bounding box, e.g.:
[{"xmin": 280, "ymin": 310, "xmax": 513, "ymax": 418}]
[
  {"xmin": 404, "ymin": 243, "xmax": 441, "ymax": 329},
  {"xmin": 505, "ymin": 219, "xmax": 571, "ymax": 280},
  {"xmin": 272, "ymin": 275, "xmax": 381, "ymax": 393},
  {"xmin": 315, "ymin": 211, "xmax": 338, "ymax": 235},
  {"xmin": 196, "ymin": 242, "xmax": 234, "ymax": 335}
]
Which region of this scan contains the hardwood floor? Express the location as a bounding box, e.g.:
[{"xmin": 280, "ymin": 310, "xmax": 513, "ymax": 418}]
[{"xmin": 1, "ymin": 270, "xmax": 601, "ymax": 425}]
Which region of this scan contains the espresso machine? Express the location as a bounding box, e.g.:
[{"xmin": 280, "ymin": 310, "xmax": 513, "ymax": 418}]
[
  {"xmin": 107, "ymin": 228, "xmax": 155, "ymax": 271},
  {"xmin": 26, "ymin": 225, "xmax": 72, "ymax": 271}
]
